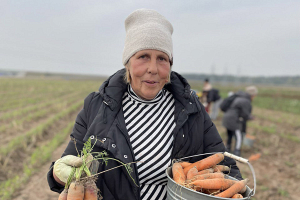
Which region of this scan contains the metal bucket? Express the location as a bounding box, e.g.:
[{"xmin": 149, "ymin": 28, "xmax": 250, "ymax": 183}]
[
  {"xmin": 166, "ymin": 167, "xmax": 252, "ymax": 200},
  {"xmin": 243, "ymin": 134, "xmax": 255, "ymax": 147}
]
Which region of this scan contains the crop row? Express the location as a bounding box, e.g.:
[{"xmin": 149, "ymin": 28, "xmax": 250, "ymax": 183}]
[
  {"xmin": 1, "ymin": 92, "xmax": 65, "ymax": 112},
  {"xmin": 0, "ymin": 94, "xmax": 82, "ymax": 138},
  {"xmin": 0, "ymin": 78, "xmax": 102, "ymax": 200},
  {"xmin": 253, "ymin": 96, "xmax": 300, "ymax": 115},
  {"xmin": 0, "ymin": 90, "xmax": 84, "ymax": 122},
  {"xmin": 0, "ymin": 87, "xmax": 52, "ymax": 102},
  {"xmin": 248, "ymin": 122, "xmax": 300, "ymax": 143},
  {"xmin": 0, "ymin": 121, "xmax": 74, "ymax": 200},
  {"xmin": 0, "ymin": 87, "xmax": 85, "ymax": 112},
  {"xmin": 0, "ymin": 100, "xmax": 83, "ymax": 160},
  {"xmin": 0, "ymin": 78, "xmax": 99, "ymax": 107},
  {"xmin": 0, "ymin": 78, "xmax": 90, "ymax": 92},
  {"xmin": 252, "ymin": 107, "xmax": 300, "ymax": 127},
  {"xmin": 0, "ymin": 82, "xmax": 92, "ymax": 103}
]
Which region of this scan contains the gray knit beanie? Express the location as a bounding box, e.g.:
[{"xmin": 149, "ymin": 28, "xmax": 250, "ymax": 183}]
[
  {"xmin": 122, "ymin": 9, "xmax": 173, "ymax": 66},
  {"xmin": 246, "ymin": 86, "xmax": 258, "ymax": 96}
]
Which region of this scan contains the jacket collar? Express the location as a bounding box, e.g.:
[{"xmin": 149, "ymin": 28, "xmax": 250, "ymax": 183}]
[
  {"xmin": 98, "ymin": 68, "xmax": 198, "ymax": 114},
  {"xmin": 165, "ymin": 71, "xmax": 196, "ymax": 114},
  {"xmin": 98, "ymin": 69, "xmax": 127, "ymax": 111},
  {"xmin": 236, "ymin": 91, "xmax": 252, "ymax": 101}
]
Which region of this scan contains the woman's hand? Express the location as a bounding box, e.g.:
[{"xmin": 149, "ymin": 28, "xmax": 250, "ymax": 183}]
[{"xmin": 53, "ymin": 155, "xmax": 83, "ymax": 185}]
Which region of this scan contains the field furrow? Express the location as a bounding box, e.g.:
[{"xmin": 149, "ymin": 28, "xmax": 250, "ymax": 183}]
[
  {"xmin": 0, "ymin": 90, "xmax": 84, "ymax": 122},
  {"xmin": 0, "ymin": 97, "xmax": 83, "ymax": 145},
  {"xmin": 1, "ymin": 78, "xmax": 299, "ymax": 200}
]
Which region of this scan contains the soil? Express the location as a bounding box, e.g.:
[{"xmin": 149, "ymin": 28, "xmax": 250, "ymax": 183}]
[
  {"xmin": 214, "ymin": 113, "xmax": 300, "ymax": 200},
  {"xmin": 10, "ymin": 108, "xmax": 300, "ymax": 200},
  {"xmin": 11, "ymin": 140, "xmax": 69, "ymax": 200}
]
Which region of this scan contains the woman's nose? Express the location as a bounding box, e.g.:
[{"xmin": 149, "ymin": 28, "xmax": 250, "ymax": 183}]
[{"xmin": 147, "ymin": 59, "xmax": 158, "ymax": 74}]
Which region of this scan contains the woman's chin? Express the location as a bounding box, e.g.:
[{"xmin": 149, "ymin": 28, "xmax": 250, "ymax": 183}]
[{"xmin": 140, "ymin": 92, "xmax": 158, "ymax": 100}]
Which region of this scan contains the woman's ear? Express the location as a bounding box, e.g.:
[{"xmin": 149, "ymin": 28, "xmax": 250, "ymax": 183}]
[
  {"xmin": 124, "ymin": 64, "xmax": 131, "ymax": 83},
  {"xmin": 166, "ymin": 73, "xmax": 171, "ymax": 83}
]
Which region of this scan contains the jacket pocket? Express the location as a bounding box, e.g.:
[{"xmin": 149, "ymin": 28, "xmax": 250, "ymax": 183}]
[{"xmin": 98, "ymin": 179, "xmax": 116, "ymax": 200}]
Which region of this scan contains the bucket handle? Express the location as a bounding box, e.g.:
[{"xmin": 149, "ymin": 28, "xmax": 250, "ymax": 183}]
[
  {"xmin": 175, "ymin": 151, "xmax": 256, "ymax": 199},
  {"xmin": 223, "ymin": 152, "xmax": 256, "ymax": 199}
]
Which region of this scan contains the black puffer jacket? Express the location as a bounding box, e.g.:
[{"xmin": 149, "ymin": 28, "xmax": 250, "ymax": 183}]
[
  {"xmin": 207, "ymin": 88, "xmax": 221, "ymax": 103},
  {"xmin": 47, "ymin": 69, "xmax": 242, "ymax": 200}
]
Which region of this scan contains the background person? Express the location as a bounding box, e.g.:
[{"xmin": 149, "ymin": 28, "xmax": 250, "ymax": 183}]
[
  {"xmin": 222, "ymin": 86, "xmax": 258, "ymax": 156},
  {"xmin": 47, "ymin": 9, "xmax": 242, "ymax": 200},
  {"xmin": 202, "ymin": 78, "xmax": 212, "ymax": 112},
  {"xmin": 207, "ymin": 88, "xmax": 222, "ymax": 120}
]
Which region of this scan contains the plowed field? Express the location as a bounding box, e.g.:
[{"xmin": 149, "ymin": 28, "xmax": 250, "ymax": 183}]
[{"xmin": 1, "ymin": 78, "xmax": 299, "ymax": 200}]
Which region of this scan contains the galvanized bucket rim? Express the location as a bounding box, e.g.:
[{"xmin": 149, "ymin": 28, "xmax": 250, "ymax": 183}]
[
  {"xmin": 171, "ymin": 152, "xmax": 256, "ymax": 197},
  {"xmin": 166, "ymin": 167, "xmax": 252, "ymax": 200}
]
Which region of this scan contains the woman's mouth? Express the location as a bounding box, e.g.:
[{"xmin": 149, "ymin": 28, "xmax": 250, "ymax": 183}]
[
  {"xmin": 144, "ymin": 80, "xmax": 158, "ymax": 86},
  {"xmin": 145, "ymin": 80, "xmax": 156, "ymax": 84}
]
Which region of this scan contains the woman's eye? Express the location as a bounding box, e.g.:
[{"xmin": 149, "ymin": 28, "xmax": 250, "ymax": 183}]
[
  {"xmin": 139, "ymin": 55, "xmax": 147, "ymax": 59},
  {"xmin": 159, "ymin": 57, "xmax": 167, "ymax": 61}
]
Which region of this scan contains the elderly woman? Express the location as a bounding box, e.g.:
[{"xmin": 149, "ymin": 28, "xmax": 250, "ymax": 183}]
[{"xmin": 48, "ymin": 9, "xmax": 242, "ymax": 200}]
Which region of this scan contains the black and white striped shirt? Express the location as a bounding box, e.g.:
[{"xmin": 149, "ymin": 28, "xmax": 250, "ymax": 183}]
[{"xmin": 122, "ymin": 85, "xmax": 176, "ymax": 200}]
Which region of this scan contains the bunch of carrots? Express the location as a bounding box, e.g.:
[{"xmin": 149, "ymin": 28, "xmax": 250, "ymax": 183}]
[
  {"xmin": 57, "ymin": 138, "xmax": 102, "ymax": 200},
  {"xmin": 58, "ymin": 138, "xmax": 137, "ymax": 200},
  {"xmin": 172, "ymin": 153, "xmax": 249, "ymax": 199}
]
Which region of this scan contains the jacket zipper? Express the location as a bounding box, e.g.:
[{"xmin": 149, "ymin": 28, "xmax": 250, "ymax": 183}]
[
  {"xmin": 171, "ymin": 109, "xmax": 190, "ymax": 159},
  {"xmin": 103, "ymin": 100, "xmax": 140, "ymax": 199},
  {"xmin": 116, "ymin": 124, "xmax": 141, "ymax": 200}
]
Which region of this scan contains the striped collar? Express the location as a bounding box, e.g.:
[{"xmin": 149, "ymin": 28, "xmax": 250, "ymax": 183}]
[{"xmin": 127, "ymin": 84, "xmax": 165, "ymax": 104}]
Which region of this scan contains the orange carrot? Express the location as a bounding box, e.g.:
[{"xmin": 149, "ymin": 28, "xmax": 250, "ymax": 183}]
[
  {"xmin": 197, "ymin": 168, "xmax": 214, "ymax": 175},
  {"xmin": 67, "ymin": 182, "xmax": 84, "ymax": 200},
  {"xmin": 232, "ymin": 193, "xmax": 244, "ymax": 198},
  {"xmin": 213, "ymin": 165, "xmax": 230, "ymax": 172},
  {"xmin": 172, "ymin": 163, "xmax": 186, "ymax": 185},
  {"xmin": 186, "ymin": 172, "xmax": 225, "ymax": 183},
  {"xmin": 180, "ymin": 161, "xmax": 192, "ymax": 168},
  {"xmin": 248, "ymin": 153, "xmax": 261, "ymax": 161},
  {"xmin": 240, "ymin": 185, "xmax": 247, "ymax": 194},
  {"xmin": 183, "ymin": 153, "xmax": 224, "ymax": 175},
  {"xmin": 195, "ymin": 172, "xmax": 225, "ymax": 180},
  {"xmin": 58, "ymin": 189, "xmax": 68, "ymax": 200},
  {"xmin": 191, "ymin": 178, "xmax": 237, "ymax": 190},
  {"xmin": 84, "ymin": 180, "xmax": 98, "ymax": 200},
  {"xmin": 215, "ymin": 179, "xmax": 249, "ymax": 198},
  {"xmin": 186, "ymin": 167, "xmax": 198, "ymax": 180}
]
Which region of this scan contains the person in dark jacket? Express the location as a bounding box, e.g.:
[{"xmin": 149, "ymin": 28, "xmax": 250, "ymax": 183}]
[
  {"xmin": 222, "ymin": 86, "xmax": 258, "ymax": 156},
  {"xmin": 48, "ymin": 9, "xmax": 242, "ymax": 200},
  {"xmin": 207, "ymin": 88, "xmax": 221, "ymax": 120}
]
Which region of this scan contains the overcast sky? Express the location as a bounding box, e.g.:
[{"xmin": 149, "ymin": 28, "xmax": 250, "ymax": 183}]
[{"xmin": 1, "ymin": 0, "xmax": 299, "ymax": 77}]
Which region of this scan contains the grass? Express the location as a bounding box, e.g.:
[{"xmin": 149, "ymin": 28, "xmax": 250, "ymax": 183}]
[
  {"xmin": 253, "ymin": 97, "xmax": 300, "ymax": 115},
  {"xmin": 284, "ymin": 161, "xmax": 294, "ymax": 167},
  {"xmin": 0, "ymin": 122, "xmax": 74, "ymax": 200},
  {"xmin": 280, "ymin": 134, "xmax": 300, "ymax": 143},
  {"xmin": 247, "ymin": 122, "xmax": 300, "ymax": 143},
  {"xmin": 278, "ymin": 188, "xmax": 289, "ymax": 197}
]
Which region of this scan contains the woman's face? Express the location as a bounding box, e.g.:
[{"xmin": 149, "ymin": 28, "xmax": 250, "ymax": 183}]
[{"xmin": 127, "ymin": 49, "xmax": 171, "ymax": 100}]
